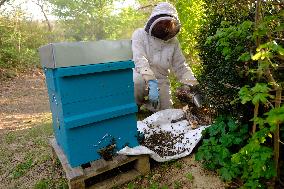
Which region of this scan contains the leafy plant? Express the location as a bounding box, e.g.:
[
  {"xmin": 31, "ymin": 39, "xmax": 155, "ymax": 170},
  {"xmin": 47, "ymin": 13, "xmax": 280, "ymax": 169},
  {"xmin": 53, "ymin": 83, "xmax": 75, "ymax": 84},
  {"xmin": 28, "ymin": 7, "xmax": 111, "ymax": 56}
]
[
  {"xmin": 232, "ymin": 138, "xmax": 276, "ymax": 188},
  {"xmin": 196, "ymin": 1, "xmax": 283, "ymax": 188},
  {"xmin": 195, "ymin": 116, "xmax": 248, "ymax": 175}
]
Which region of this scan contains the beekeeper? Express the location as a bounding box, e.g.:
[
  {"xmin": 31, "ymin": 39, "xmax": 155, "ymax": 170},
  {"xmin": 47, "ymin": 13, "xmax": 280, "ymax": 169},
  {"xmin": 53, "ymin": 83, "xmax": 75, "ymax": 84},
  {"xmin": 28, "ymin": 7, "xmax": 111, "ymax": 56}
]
[{"xmin": 132, "ymin": 2, "xmax": 198, "ymax": 111}]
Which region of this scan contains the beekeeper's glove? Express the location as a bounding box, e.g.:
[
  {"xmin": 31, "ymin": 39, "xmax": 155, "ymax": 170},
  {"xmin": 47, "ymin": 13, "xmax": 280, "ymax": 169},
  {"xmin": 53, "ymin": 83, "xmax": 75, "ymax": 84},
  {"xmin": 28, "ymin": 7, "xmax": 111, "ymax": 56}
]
[{"xmin": 148, "ymin": 80, "xmax": 159, "ymax": 109}]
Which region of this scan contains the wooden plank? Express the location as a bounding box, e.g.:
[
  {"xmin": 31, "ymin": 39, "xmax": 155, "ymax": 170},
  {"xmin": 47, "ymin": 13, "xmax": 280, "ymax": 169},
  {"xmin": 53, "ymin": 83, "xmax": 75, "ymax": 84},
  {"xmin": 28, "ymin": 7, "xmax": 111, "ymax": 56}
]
[
  {"xmin": 84, "ymin": 155, "xmax": 137, "ymax": 179},
  {"xmin": 49, "ymin": 138, "xmax": 84, "ymax": 180},
  {"xmin": 134, "ymin": 155, "xmax": 150, "ymax": 174},
  {"xmin": 69, "ymin": 179, "xmax": 85, "ymax": 189},
  {"xmin": 87, "ymin": 169, "xmax": 141, "ymax": 189},
  {"xmin": 49, "ymin": 137, "xmax": 151, "ymax": 189}
]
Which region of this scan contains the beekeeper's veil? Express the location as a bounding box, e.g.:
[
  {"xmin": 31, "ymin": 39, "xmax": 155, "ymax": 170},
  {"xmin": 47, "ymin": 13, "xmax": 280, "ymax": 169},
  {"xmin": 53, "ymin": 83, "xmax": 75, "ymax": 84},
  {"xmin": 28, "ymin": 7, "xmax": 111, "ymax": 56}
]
[{"xmin": 145, "ymin": 2, "xmax": 181, "ymax": 41}]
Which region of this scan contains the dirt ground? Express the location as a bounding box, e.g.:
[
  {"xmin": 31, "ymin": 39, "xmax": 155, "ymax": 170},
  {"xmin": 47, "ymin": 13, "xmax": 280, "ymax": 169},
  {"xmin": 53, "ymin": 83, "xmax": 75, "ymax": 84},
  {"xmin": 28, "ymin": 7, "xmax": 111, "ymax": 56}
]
[{"xmin": 0, "ymin": 69, "xmax": 226, "ymax": 189}]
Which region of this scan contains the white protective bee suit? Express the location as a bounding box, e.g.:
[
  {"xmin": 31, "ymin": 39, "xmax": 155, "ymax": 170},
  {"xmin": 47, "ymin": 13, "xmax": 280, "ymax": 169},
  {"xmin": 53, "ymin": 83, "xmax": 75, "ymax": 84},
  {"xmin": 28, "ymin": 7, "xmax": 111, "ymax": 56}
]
[{"xmin": 132, "ymin": 2, "xmax": 198, "ymax": 110}]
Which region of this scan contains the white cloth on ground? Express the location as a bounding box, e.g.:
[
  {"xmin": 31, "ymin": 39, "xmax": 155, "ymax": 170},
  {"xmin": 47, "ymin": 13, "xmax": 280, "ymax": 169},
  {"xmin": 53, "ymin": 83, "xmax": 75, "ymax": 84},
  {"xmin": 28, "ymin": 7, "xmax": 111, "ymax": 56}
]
[{"xmin": 118, "ymin": 109, "xmax": 209, "ymax": 162}]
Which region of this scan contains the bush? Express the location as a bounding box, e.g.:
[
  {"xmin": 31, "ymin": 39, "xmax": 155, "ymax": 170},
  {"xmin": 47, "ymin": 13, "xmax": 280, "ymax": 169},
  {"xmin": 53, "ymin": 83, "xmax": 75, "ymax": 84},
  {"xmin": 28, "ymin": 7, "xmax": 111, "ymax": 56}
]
[
  {"xmin": 0, "ymin": 14, "xmax": 50, "ymax": 73},
  {"xmin": 197, "ymin": 0, "xmax": 255, "ymax": 116}
]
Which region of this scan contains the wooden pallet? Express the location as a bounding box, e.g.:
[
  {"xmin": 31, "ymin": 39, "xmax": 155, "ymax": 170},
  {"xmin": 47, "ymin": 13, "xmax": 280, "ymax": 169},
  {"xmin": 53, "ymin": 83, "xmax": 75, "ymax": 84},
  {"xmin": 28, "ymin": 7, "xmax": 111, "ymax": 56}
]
[{"xmin": 49, "ymin": 138, "xmax": 150, "ymax": 189}]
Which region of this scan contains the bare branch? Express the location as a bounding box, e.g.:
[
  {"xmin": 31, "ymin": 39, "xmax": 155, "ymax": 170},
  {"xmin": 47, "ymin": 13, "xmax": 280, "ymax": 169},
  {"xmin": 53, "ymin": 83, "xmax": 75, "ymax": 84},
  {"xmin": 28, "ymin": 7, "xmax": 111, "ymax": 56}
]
[
  {"xmin": 137, "ymin": 4, "xmax": 156, "ymax": 10},
  {"xmin": 0, "ymin": 0, "xmax": 9, "ymax": 7},
  {"xmin": 33, "ymin": 0, "xmax": 52, "ymax": 32}
]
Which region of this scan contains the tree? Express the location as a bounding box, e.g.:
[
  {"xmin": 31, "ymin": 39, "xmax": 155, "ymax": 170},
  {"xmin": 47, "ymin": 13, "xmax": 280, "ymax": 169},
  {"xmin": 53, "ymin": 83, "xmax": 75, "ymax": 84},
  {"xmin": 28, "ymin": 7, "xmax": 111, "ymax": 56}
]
[{"xmin": 48, "ymin": 0, "xmax": 117, "ymax": 41}]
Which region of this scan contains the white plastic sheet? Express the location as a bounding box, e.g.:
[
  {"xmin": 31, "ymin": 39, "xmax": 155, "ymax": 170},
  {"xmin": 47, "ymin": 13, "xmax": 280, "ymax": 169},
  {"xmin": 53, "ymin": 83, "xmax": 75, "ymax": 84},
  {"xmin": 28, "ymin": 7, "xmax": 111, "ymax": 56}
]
[{"xmin": 118, "ymin": 109, "xmax": 209, "ymax": 162}]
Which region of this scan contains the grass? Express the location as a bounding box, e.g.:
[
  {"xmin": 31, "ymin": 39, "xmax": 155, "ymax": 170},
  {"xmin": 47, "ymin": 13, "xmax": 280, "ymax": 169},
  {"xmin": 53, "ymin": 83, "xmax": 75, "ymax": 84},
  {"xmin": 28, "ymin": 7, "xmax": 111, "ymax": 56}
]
[
  {"xmin": 128, "ymin": 182, "xmax": 135, "ymax": 189},
  {"xmin": 173, "ymin": 180, "xmax": 182, "ymax": 189},
  {"xmin": 185, "ymin": 172, "xmax": 194, "ymax": 181},
  {"xmin": 0, "ymin": 117, "xmax": 68, "ymax": 189},
  {"xmin": 11, "ymin": 157, "xmax": 33, "ymax": 178},
  {"xmin": 173, "ymin": 161, "xmax": 183, "ymax": 169},
  {"xmin": 33, "ymin": 178, "xmax": 68, "ymax": 189}
]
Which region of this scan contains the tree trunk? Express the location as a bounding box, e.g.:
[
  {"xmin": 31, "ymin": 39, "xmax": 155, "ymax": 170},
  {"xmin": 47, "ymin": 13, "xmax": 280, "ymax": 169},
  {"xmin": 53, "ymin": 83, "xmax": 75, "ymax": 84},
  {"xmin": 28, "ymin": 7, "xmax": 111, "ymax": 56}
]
[{"xmin": 255, "ymin": 0, "xmax": 262, "ymax": 47}]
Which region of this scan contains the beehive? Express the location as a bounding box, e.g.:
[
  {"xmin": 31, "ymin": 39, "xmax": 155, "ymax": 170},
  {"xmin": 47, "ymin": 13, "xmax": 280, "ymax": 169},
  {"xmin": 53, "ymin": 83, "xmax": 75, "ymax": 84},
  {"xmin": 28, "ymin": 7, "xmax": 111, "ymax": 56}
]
[{"xmin": 39, "ymin": 40, "xmax": 139, "ymax": 167}]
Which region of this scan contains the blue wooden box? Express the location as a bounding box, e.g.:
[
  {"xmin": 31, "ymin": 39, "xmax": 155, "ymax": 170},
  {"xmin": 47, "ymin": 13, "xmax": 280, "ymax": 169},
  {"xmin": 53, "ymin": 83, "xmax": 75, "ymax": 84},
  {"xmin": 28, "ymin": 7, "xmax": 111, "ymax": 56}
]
[{"xmin": 39, "ymin": 41, "xmax": 138, "ymax": 167}]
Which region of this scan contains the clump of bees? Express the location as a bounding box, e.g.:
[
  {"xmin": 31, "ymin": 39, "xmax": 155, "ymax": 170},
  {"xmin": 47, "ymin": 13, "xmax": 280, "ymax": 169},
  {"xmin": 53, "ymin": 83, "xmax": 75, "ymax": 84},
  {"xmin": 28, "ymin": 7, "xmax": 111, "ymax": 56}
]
[
  {"xmin": 141, "ymin": 128, "xmax": 186, "ymax": 157},
  {"xmin": 97, "ymin": 138, "xmax": 117, "ymax": 161}
]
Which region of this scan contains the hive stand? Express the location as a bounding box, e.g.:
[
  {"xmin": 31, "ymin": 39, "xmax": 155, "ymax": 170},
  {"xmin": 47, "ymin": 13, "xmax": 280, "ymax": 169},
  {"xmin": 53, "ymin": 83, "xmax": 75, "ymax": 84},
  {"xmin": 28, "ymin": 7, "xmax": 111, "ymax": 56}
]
[{"xmin": 49, "ymin": 138, "xmax": 150, "ymax": 189}]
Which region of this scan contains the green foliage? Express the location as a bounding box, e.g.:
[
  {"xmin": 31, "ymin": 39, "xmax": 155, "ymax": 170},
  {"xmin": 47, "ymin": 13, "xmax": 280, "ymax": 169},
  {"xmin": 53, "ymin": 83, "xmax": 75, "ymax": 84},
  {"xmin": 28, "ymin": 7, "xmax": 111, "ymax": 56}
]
[
  {"xmin": 0, "ymin": 9, "xmax": 50, "ymax": 72},
  {"xmin": 48, "ymin": 0, "xmax": 114, "ymax": 40},
  {"xmin": 195, "ymin": 116, "xmax": 249, "ymax": 172},
  {"xmin": 265, "ymin": 105, "xmax": 284, "ymax": 128},
  {"xmin": 196, "ymin": 115, "xmax": 277, "ymax": 187},
  {"xmin": 197, "ymin": 2, "xmax": 283, "ymax": 188},
  {"xmin": 198, "ymin": 19, "xmax": 254, "ymax": 115},
  {"xmin": 174, "ymin": 0, "xmax": 205, "ymax": 60},
  {"xmin": 237, "ymin": 83, "xmax": 273, "ymax": 105},
  {"xmin": 48, "ymin": 0, "xmax": 147, "ymax": 41},
  {"xmin": 231, "ymin": 133, "xmax": 276, "ymax": 188},
  {"xmin": 0, "ymin": 0, "xmax": 149, "ymax": 75}
]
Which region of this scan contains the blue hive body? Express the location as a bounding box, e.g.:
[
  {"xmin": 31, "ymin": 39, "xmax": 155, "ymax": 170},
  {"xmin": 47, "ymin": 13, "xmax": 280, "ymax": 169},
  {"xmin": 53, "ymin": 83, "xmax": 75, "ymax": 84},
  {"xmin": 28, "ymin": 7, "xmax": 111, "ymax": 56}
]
[{"xmin": 39, "ymin": 41, "xmax": 139, "ymax": 167}]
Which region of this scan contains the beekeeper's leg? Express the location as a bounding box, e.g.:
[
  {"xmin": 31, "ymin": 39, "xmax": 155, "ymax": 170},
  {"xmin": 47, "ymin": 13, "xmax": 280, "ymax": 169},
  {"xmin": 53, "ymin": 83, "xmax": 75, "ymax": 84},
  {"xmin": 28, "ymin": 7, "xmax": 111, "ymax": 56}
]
[
  {"xmin": 133, "ymin": 70, "xmax": 147, "ymax": 106},
  {"xmin": 158, "ymin": 79, "xmax": 172, "ymax": 110}
]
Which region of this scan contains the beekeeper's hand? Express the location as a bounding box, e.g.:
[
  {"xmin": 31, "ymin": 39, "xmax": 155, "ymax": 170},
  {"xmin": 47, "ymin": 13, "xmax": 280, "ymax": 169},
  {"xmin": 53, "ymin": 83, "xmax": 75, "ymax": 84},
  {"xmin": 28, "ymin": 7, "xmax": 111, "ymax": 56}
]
[{"xmin": 148, "ymin": 80, "xmax": 159, "ymax": 109}]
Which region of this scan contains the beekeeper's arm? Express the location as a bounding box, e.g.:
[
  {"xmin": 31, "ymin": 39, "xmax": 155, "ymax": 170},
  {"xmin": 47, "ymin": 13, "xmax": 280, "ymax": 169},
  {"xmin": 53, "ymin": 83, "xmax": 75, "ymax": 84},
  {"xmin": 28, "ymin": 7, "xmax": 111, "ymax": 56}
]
[
  {"xmin": 132, "ymin": 30, "xmax": 159, "ymax": 107},
  {"xmin": 171, "ymin": 42, "xmax": 198, "ymax": 86},
  {"xmin": 132, "ymin": 30, "xmax": 156, "ymax": 81}
]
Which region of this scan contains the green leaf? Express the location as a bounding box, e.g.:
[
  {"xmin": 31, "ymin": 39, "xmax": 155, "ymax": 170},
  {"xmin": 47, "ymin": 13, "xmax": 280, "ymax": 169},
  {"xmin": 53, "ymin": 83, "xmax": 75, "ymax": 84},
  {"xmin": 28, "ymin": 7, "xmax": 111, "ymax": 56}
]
[
  {"xmin": 252, "ymin": 93, "xmax": 269, "ymax": 104},
  {"xmin": 250, "ymin": 117, "xmax": 265, "ymax": 128},
  {"xmin": 238, "ymin": 52, "xmax": 251, "ymax": 62},
  {"xmin": 251, "ymin": 83, "xmax": 270, "ymax": 94},
  {"xmin": 238, "ymin": 85, "xmax": 252, "ymax": 104},
  {"xmin": 222, "ymin": 46, "xmax": 231, "ymax": 56},
  {"xmin": 252, "ymin": 52, "xmax": 262, "ymax": 60},
  {"xmin": 265, "ymin": 105, "xmax": 284, "ymax": 127}
]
